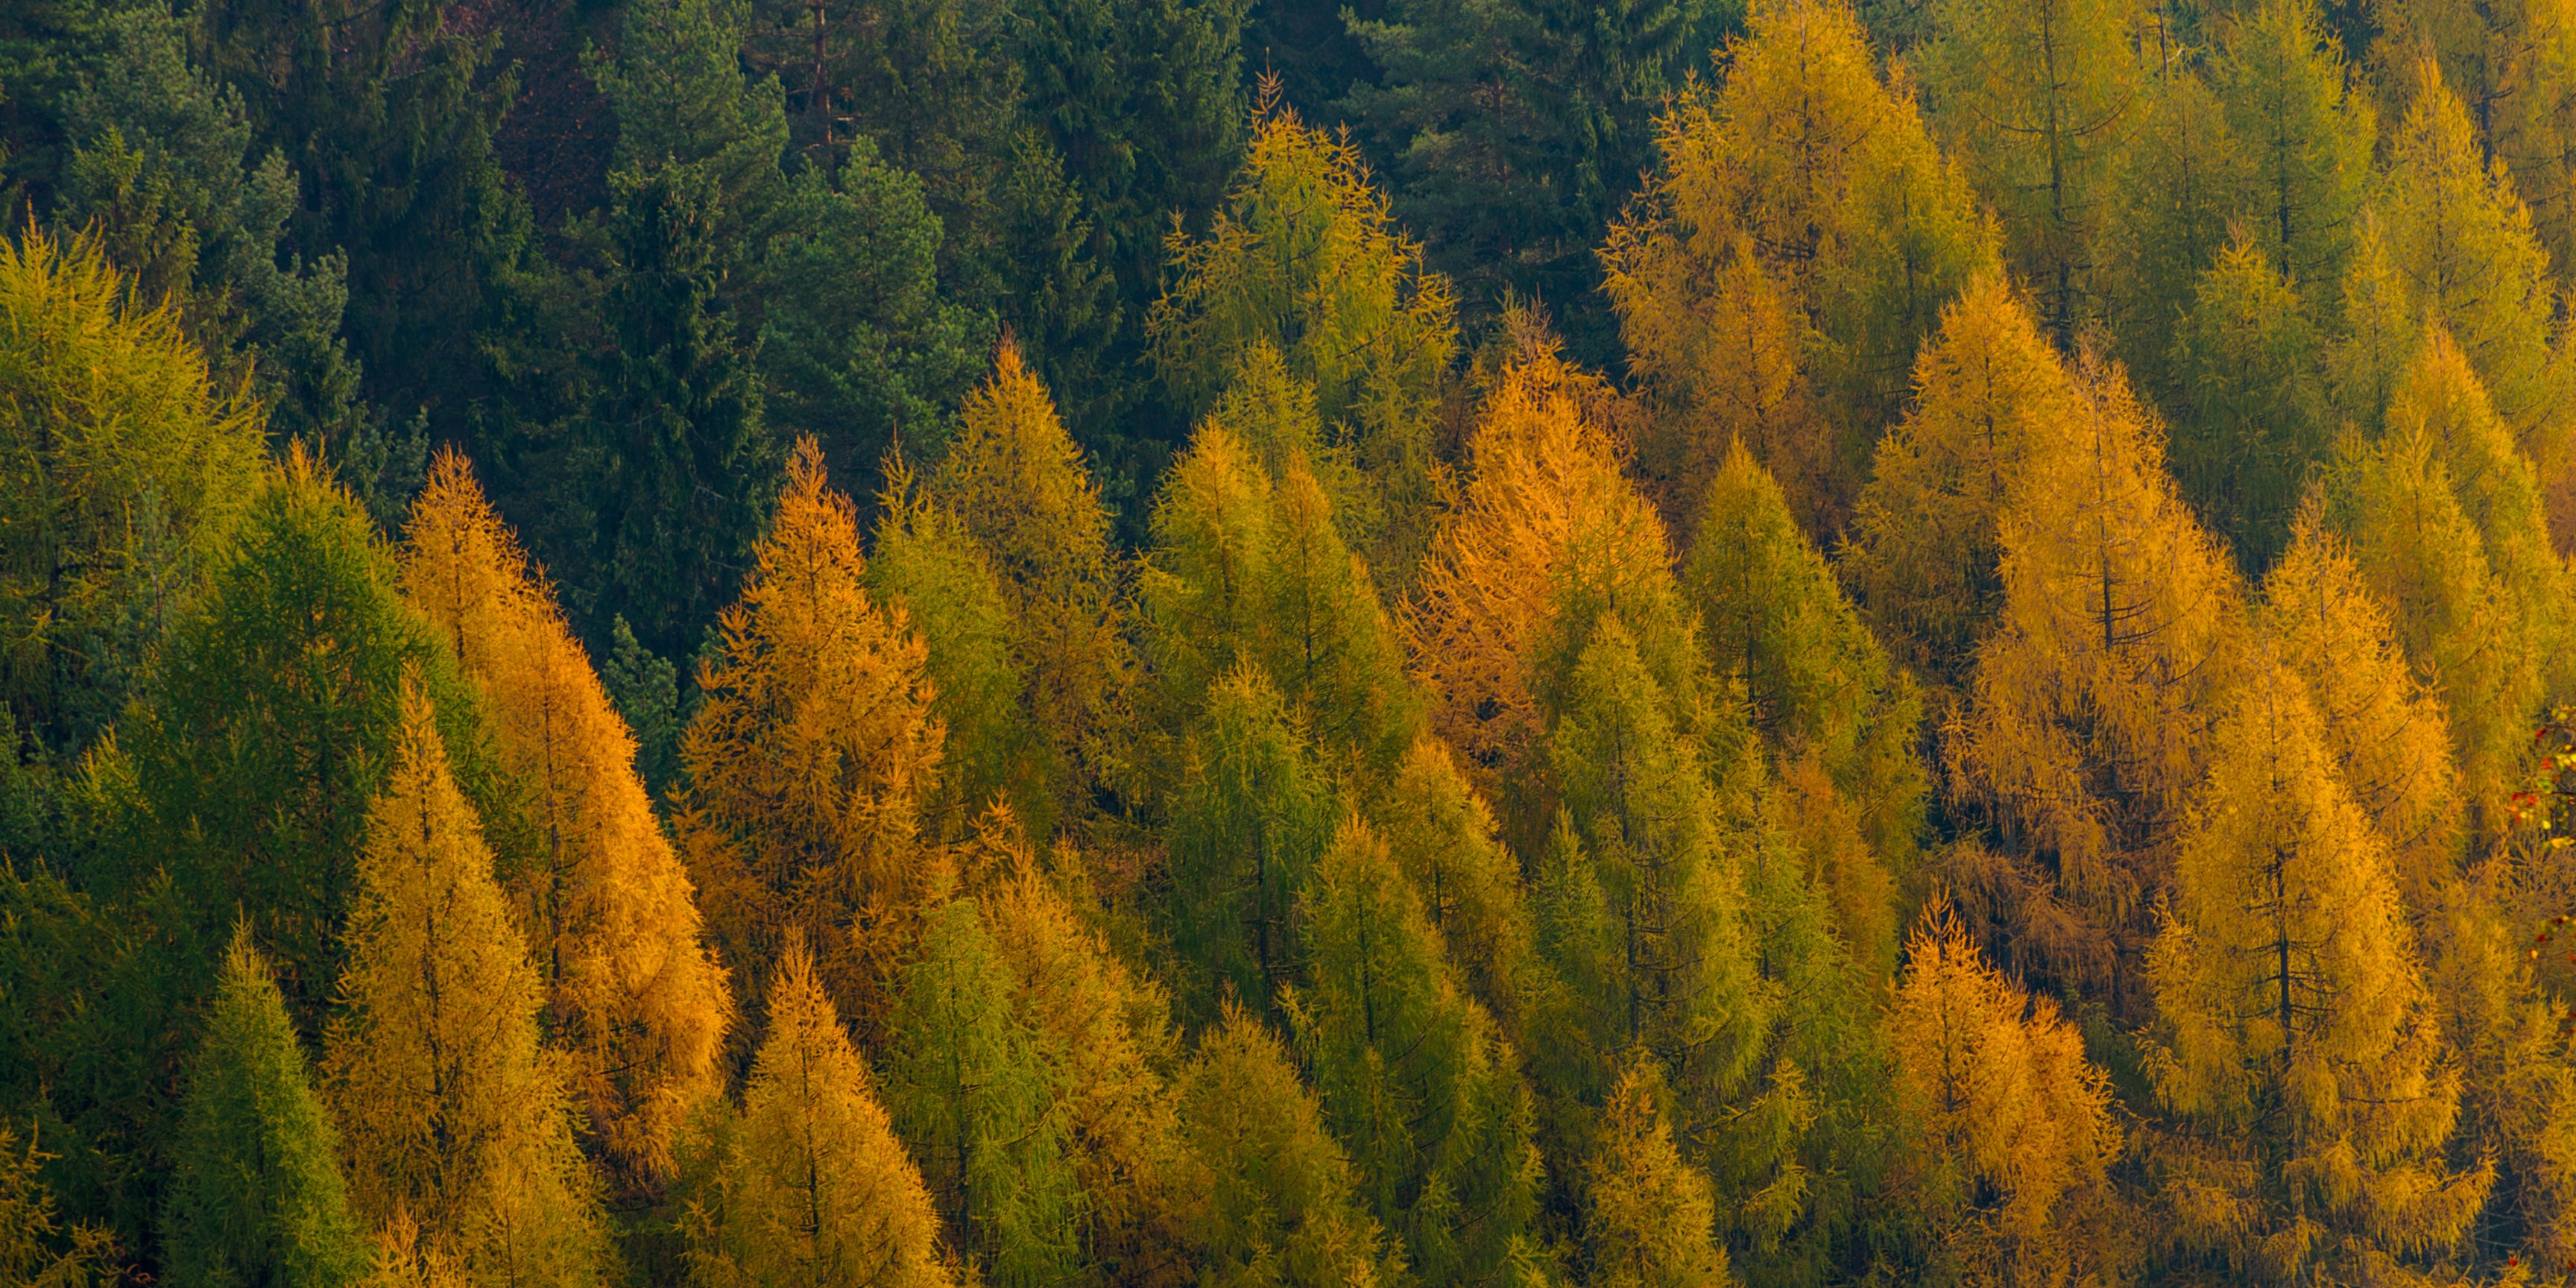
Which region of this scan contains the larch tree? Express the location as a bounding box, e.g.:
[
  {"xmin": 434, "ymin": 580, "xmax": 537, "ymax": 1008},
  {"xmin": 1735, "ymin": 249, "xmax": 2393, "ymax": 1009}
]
[
  {"xmin": 1544, "ymin": 619, "xmax": 1770, "ymax": 1120},
  {"xmin": 686, "ymin": 935, "xmax": 957, "ymax": 1288},
  {"xmin": 1287, "ymin": 816, "xmax": 1541, "ymax": 1286},
  {"xmin": 1683, "ymin": 441, "xmax": 1927, "ymax": 868},
  {"xmin": 2165, "ymin": 236, "xmax": 2329, "ymax": 569},
  {"xmin": 1925, "ymin": 0, "xmax": 2146, "ymax": 347},
  {"xmin": 675, "ymin": 438, "xmax": 944, "ymax": 1038},
  {"xmin": 1138, "ymin": 419, "xmax": 1418, "ymax": 774},
  {"xmin": 2211, "ymin": 0, "xmax": 2375, "ymax": 288},
  {"xmin": 159, "ymin": 927, "xmax": 371, "ymax": 1288},
  {"xmin": 1946, "ymin": 350, "xmax": 2247, "ymax": 1008},
  {"xmin": 1886, "ymin": 911, "xmax": 2123, "ymax": 1288},
  {"xmin": 1366, "ymin": 739, "xmax": 1559, "ymax": 1055},
  {"xmin": 2375, "ymin": 57, "xmax": 2569, "ymax": 470},
  {"xmin": 1146, "ymin": 100, "xmax": 1460, "ymax": 581},
  {"xmin": 1178, "ymin": 1006, "xmax": 1401, "ymax": 1288},
  {"xmin": 929, "ymin": 342, "xmax": 1131, "ymax": 829},
  {"xmin": 1602, "ymin": 0, "xmax": 1992, "ymax": 534},
  {"xmin": 2323, "ymin": 215, "xmax": 2425, "ymax": 435},
  {"xmin": 868, "ymin": 467, "xmax": 1047, "ymax": 842},
  {"xmin": 2371, "ymin": 0, "xmax": 2576, "ymax": 270},
  {"xmin": 1164, "ymin": 666, "xmax": 1336, "ymax": 1021},
  {"xmin": 109, "ymin": 451, "xmax": 527, "ymax": 1027},
  {"xmin": 1404, "ymin": 335, "xmax": 1707, "ymax": 850},
  {"xmin": 2094, "ymin": 67, "xmax": 2242, "ymax": 405},
  {"xmin": 973, "ymin": 833, "xmax": 1202, "ymax": 1287},
  {"xmin": 0, "ymin": 227, "xmax": 265, "ymax": 751},
  {"xmin": 2255, "ymin": 514, "xmax": 2465, "ymax": 900},
  {"xmin": 881, "ymin": 897, "xmax": 1085, "ymax": 1288},
  {"xmin": 400, "ymin": 452, "xmax": 733, "ymax": 1187},
  {"xmin": 2321, "ymin": 411, "xmax": 2545, "ymax": 824},
  {"xmin": 2145, "ymin": 660, "xmax": 2491, "ymax": 1284},
  {"xmin": 1583, "ymin": 1052, "xmax": 1733, "ymax": 1288},
  {"xmin": 323, "ymin": 685, "xmax": 608, "ymax": 1288},
  {"xmin": 1843, "ymin": 273, "xmax": 2086, "ymax": 685},
  {"xmin": 2382, "ymin": 326, "xmax": 2571, "ymax": 675}
]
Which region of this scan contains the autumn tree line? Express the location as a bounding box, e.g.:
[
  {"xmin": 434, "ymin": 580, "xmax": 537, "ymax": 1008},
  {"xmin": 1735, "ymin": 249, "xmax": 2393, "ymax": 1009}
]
[{"xmin": 12, "ymin": 0, "xmax": 2576, "ymax": 1284}]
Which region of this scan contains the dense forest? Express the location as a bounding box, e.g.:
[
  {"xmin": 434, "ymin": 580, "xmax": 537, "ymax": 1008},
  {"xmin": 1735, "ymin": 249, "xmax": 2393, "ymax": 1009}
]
[{"xmin": 8, "ymin": 0, "xmax": 2576, "ymax": 1284}]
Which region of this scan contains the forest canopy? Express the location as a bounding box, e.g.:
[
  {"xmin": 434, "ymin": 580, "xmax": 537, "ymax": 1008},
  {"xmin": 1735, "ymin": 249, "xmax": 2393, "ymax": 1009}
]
[{"xmin": 9, "ymin": 0, "xmax": 2576, "ymax": 1285}]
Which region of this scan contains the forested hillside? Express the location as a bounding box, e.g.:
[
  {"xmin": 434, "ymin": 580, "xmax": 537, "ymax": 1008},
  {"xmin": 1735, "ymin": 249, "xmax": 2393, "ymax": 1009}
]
[{"xmin": 6, "ymin": 0, "xmax": 2576, "ymax": 1284}]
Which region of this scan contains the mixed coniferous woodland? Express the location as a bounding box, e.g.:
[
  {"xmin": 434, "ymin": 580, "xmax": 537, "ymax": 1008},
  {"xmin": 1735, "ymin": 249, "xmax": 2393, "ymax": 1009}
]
[{"xmin": 18, "ymin": 0, "xmax": 2576, "ymax": 1284}]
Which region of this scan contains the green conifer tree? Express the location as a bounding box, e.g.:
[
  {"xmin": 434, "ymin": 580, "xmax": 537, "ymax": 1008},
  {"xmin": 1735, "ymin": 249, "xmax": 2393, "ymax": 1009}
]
[
  {"xmin": 160, "ymin": 927, "xmax": 370, "ymax": 1288},
  {"xmin": 2167, "ymin": 236, "xmax": 2329, "ymax": 568},
  {"xmin": 883, "ymin": 898, "xmax": 1085, "ymax": 1288},
  {"xmin": 1164, "ymin": 666, "xmax": 1336, "ymax": 1020},
  {"xmin": 1288, "ymin": 816, "xmax": 1541, "ymax": 1285}
]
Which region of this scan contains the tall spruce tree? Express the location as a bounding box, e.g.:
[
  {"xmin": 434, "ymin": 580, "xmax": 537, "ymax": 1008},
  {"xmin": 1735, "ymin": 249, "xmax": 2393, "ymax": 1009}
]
[{"xmin": 579, "ymin": 160, "xmax": 778, "ymax": 662}]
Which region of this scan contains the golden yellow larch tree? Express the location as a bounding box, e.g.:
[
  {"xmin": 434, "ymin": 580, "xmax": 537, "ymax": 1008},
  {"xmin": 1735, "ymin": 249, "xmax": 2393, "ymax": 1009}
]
[
  {"xmin": 323, "ymin": 682, "xmax": 610, "ymax": 1288},
  {"xmin": 1887, "ymin": 909, "xmax": 2124, "ymax": 1288},
  {"xmin": 1946, "ymin": 349, "xmax": 2247, "ymax": 1008},
  {"xmin": 929, "ymin": 341, "xmax": 1131, "ymax": 831},
  {"xmin": 399, "ymin": 450, "xmax": 732, "ymax": 1187},
  {"xmin": 686, "ymin": 934, "xmax": 959, "ymax": 1288},
  {"xmin": 1404, "ymin": 335, "xmax": 1707, "ymax": 849},
  {"xmin": 2384, "ymin": 326, "xmax": 2572, "ymax": 684},
  {"xmin": 675, "ymin": 437, "xmax": 944, "ymax": 1039},
  {"xmin": 1603, "ymin": 0, "xmax": 1992, "ymax": 535},
  {"xmin": 2256, "ymin": 514, "xmax": 2466, "ymax": 902},
  {"xmin": 1843, "ymin": 273, "xmax": 2088, "ymax": 686},
  {"xmin": 2145, "ymin": 659, "xmax": 2491, "ymax": 1286}
]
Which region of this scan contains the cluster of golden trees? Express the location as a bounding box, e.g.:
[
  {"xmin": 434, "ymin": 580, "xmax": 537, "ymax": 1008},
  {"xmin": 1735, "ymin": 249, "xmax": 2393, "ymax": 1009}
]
[{"xmin": 16, "ymin": 0, "xmax": 2576, "ymax": 1284}]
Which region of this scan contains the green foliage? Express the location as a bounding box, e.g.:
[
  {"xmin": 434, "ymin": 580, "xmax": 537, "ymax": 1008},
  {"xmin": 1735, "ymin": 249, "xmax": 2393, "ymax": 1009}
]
[
  {"xmin": 602, "ymin": 615, "xmax": 683, "ymax": 801},
  {"xmin": 1288, "ymin": 817, "xmax": 1541, "ymax": 1284},
  {"xmin": 2167, "ymin": 236, "xmax": 2329, "ymax": 569},
  {"xmin": 0, "ymin": 229, "xmax": 264, "ymax": 751},
  {"xmin": 883, "ymin": 898, "xmax": 1086, "ymax": 1288},
  {"xmin": 160, "ymin": 927, "xmax": 370, "ymax": 1288},
  {"xmin": 1164, "ymin": 666, "xmax": 1336, "ymax": 1022},
  {"xmin": 578, "ymin": 161, "xmax": 779, "ymax": 662}
]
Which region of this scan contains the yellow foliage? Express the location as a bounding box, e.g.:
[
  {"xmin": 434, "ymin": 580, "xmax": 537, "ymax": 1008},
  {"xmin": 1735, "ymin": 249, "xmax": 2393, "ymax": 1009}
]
[
  {"xmin": 400, "ymin": 451, "xmax": 731, "ymax": 1184},
  {"xmin": 689, "ymin": 935, "xmax": 958, "ymax": 1288},
  {"xmin": 1889, "ymin": 910, "xmax": 2122, "ymax": 1287},
  {"xmin": 1604, "ymin": 0, "xmax": 1992, "ymax": 534},
  {"xmin": 2147, "ymin": 659, "xmax": 2490, "ymax": 1282},
  {"xmin": 1405, "ymin": 338, "xmax": 1699, "ymax": 845},
  {"xmin": 2258, "ymin": 513, "xmax": 2466, "ymax": 903},
  {"xmin": 324, "ymin": 683, "xmax": 608, "ymax": 1287},
  {"xmin": 1946, "ymin": 348, "xmax": 2247, "ymax": 1002},
  {"xmin": 1844, "ymin": 274, "xmax": 2086, "ymax": 684},
  {"xmin": 1585, "ymin": 1052, "xmax": 1734, "ymax": 1288},
  {"xmin": 677, "ymin": 438, "xmax": 944, "ymax": 1038}
]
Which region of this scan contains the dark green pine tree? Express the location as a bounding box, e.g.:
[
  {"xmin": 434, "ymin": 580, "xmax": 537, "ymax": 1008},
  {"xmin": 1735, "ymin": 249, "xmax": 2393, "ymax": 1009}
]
[
  {"xmin": 580, "ymin": 161, "xmax": 779, "ymax": 663},
  {"xmin": 192, "ymin": 0, "xmax": 547, "ymax": 461},
  {"xmin": 45, "ymin": 5, "xmax": 398, "ymax": 518},
  {"xmin": 159, "ymin": 926, "xmax": 371, "ymax": 1288},
  {"xmin": 601, "ymin": 615, "xmax": 684, "ymax": 802},
  {"xmin": 1342, "ymin": 0, "xmax": 1733, "ymax": 356}
]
